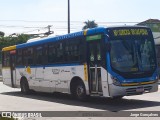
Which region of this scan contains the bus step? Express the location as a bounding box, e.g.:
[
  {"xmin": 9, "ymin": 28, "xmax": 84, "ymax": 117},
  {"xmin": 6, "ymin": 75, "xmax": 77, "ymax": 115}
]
[{"xmin": 90, "ymin": 92, "xmax": 103, "ymax": 96}]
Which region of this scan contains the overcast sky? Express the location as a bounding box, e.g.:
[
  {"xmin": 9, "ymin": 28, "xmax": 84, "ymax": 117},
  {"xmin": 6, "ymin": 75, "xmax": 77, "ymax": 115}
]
[{"xmin": 0, "ymin": 0, "xmax": 160, "ymax": 35}]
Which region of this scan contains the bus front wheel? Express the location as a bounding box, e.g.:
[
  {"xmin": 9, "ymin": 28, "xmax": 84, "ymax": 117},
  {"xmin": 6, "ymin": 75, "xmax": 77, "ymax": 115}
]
[
  {"xmin": 73, "ymin": 81, "xmax": 87, "ymax": 101},
  {"xmin": 109, "ymin": 96, "xmax": 123, "ymax": 100}
]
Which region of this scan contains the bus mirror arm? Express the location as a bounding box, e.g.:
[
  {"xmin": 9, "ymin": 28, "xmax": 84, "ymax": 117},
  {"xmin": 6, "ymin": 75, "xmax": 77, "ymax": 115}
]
[
  {"xmin": 106, "ymin": 42, "xmax": 111, "ymax": 52},
  {"xmin": 105, "ymin": 34, "xmax": 111, "ymax": 52}
]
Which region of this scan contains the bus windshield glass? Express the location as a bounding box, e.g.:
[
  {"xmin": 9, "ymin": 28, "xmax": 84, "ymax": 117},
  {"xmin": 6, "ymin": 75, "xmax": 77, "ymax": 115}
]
[{"xmin": 108, "ymin": 28, "xmax": 156, "ymax": 78}]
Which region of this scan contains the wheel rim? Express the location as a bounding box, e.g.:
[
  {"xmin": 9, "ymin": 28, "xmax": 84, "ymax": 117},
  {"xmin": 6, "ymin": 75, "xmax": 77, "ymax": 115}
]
[
  {"xmin": 76, "ymin": 85, "xmax": 84, "ymax": 97},
  {"xmin": 21, "ymin": 82, "xmax": 27, "ymax": 93},
  {"xmin": 23, "ymin": 84, "xmax": 26, "ymax": 92},
  {"xmin": 22, "ymin": 83, "xmax": 26, "ymax": 92}
]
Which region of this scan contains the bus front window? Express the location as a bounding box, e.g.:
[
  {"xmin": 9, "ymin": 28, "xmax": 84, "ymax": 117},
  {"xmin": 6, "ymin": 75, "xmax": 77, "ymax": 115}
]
[{"xmin": 110, "ymin": 38, "xmax": 156, "ymax": 78}]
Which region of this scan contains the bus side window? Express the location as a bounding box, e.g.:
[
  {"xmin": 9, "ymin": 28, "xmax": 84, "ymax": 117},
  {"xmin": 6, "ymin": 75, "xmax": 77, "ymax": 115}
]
[
  {"xmin": 23, "ymin": 47, "xmax": 34, "ymax": 66},
  {"xmin": 64, "ymin": 39, "xmax": 81, "ymax": 62},
  {"xmin": 23, "ymin": 48, "xmax": 28, "ymax": 66},
  {"xmin": 16, "ymin": 49, "xmax": 23, "ymax": 66},
  {"xmin": 57, "ymin": 42, "xmax": 64, "ymax": 62},
  {"xmin": 64, "ymin": 40, "xmax": 70, "ymax": 62},
  {"xmin": 35, "ymin": 46, "xmax": 43, "ymax": 65},
  {"xmin": 48, "ymin": 43, "xmax": 57, "ymax": 63},
  {"xmin": 27, "ymin": 47, "xmax": 34, "ymax": 65},
  {"xmin": 2, "ymin": 51, "xmax": 10, "ymax": 67},
  {"xmin": 44, "ymin": 44, "xmax": 48, "ymax": 64}
]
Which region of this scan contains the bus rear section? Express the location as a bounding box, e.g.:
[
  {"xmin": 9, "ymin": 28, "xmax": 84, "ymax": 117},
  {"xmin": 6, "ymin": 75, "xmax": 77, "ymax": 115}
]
[{"xmin": 2, "ymin": 46, "xmax": 17, "ymax": 88}]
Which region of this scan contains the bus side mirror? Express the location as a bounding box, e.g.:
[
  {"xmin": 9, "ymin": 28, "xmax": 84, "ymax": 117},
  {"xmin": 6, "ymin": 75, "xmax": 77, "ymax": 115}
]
[{"xmin": 106, "ymin": 42, "xmax": 111, "ymax": 52}]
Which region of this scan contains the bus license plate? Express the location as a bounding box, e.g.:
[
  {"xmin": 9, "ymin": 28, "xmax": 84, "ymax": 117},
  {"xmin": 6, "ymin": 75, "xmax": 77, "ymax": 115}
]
[{"xmin": 136, "ymin": 87, "xmax": 144, "ymax": 93}]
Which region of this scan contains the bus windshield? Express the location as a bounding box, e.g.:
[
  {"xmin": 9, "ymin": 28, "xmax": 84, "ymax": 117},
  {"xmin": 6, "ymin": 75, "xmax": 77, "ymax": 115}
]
[{"xmin": 110, "ymin": 38, "xmax": 156, "ymax": 78}]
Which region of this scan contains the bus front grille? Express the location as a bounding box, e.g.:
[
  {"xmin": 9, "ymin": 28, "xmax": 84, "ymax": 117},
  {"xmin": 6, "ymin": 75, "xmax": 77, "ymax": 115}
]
[
  {"xmin": 126, "ymin": 86, "xmax": 152, "ymax": 95},
  {"xmin": 144, "ymin": 86, "xmax": 152, "ymax": 92}
]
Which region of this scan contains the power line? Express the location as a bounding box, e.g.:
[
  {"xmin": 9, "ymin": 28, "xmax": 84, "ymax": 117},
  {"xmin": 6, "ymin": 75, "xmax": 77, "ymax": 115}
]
[
  {"xmin": 0, "ymin": 19, "xmax": 142, "ymax": 24},
  {"xmin": 1, "ymin": 19, "xmax": 160, "ymax": 26},
  {"xmin": 0, "ymin": 20, "xmax": 83, "ymax": 23},
  {"xmin": 21, "ymin": 25, "xmax": 75, "ymax": 34},
  {"xmin": 22, "ymin": 29, "xmax": 43, "ymax": 34},
  {"xmin": 0, "ymin": 25, "xmax": 46, "ymax": 29},
  {"xmin": 1, "ymin": 20, "xmax": 159, "ymax": 36}
]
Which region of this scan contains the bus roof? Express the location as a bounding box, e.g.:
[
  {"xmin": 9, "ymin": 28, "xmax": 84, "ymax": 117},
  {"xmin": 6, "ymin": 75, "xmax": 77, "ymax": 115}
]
[
  {"xmin": 2, "ymin": 45, "xmax": 16, "ymax": 52},
  {"xmin": 16, "ymin": 27, "xmax": 106, "ymax": 49},
  {"xmin": 2, "ymin": 26, "xmax": 151, "ymax": 51}
]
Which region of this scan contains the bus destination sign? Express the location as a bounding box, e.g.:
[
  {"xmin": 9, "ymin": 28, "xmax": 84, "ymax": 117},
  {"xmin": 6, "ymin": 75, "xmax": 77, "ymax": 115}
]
[{"xmin": 113, "ymin": 28, "xmax": 148, "ymax": 37}]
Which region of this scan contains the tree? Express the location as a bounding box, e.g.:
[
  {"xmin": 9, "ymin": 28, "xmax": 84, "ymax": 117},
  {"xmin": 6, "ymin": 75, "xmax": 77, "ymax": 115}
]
[
  {"xmin": 82, "ymin": 20, "xmax": 98, "ymax": 30},
  {"xmin": 0, "ymin": 31, "xmax": 5, "ymax": 37},
  {"xmin": 0, "ymin": 34, "xmax": 29, "ymax": 63},
  {"xmin": 0, "ymin": 34, "xmax": 29, "ymax": 51}
]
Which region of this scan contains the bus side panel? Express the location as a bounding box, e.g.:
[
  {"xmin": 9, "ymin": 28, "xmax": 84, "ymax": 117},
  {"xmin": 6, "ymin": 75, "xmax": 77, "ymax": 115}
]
[
  {"xmin": 68, "ymin": 65, "xmax": 90, "ymax": 95},
  {"xmin": 15, "ymin": 68, "xmax": 22, "ymax": 88},
  {"xmin": 14, "ymin": 65, "xmax": 90, "ymax": 94},
  {"xmin": 43, "ymin": 66, "xmax": 56, "ymax": 93},
  {"xmin": 15, "ymin": 67, "xmax": 37, "ymax": 90},
  {"xmin": 101, "ymin": 67, "xmax": 109, "ymax": 97},
  {"xmin": 2, "ymin": 68, "xmax": 12, "ymax": 87},
  {"xmin": 44, "ymin": 65, "xmax": 71, "ymax": 93},
  {"xmin": 43, "ymin": 65, "xmax": 89, "ymax": 94}
]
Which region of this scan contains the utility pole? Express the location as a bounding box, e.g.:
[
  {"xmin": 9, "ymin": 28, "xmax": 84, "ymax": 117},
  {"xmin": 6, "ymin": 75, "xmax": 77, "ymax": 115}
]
[
  {"xmin": 68, "ymin": 0, "xmax": 70, "ymax": 34},
  {"xmin": 47, "ymin": 25, "xmax": 52, "ymax": 33},
  {"xmin": 45, "ymin": 25, "xmax": 53, "ymax": 36}
]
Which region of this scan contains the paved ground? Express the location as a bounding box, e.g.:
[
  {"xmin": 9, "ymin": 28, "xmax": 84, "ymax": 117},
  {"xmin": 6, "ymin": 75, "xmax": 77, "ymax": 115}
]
[{"xmin": 0, "ymin": 82, "xmax": 160, "ymax": 120}]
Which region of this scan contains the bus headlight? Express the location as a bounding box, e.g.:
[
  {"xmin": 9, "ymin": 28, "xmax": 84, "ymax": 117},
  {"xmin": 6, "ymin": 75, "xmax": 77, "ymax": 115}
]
[
  {"xmin": 155, "ymin": 76, "xmax": 159, "ymax": 82},
  {"xmin": 111, "ymin": 76, "xmax": 121, "ymax": 86}
]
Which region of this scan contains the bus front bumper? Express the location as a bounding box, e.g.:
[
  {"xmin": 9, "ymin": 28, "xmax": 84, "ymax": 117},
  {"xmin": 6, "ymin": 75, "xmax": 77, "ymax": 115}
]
[{"xmin": 108, "ymin": 82, "xmax": 158, "ymax": 97}]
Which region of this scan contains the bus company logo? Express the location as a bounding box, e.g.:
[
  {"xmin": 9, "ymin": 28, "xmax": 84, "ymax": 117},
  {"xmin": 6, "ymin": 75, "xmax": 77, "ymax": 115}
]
[
  {"xmin": 2, "ymin": 112, "xmax": 11, "ymax": 118},
  {"xmin": 71, "ymin": 67, "xmax": 76, "ymax": 75},
  {"xmin": 61, "ymin": 70, "xmax": 70, "ymax": 73},
  {"xmin": 52, "ymin": 69, "xmax": 60, "ymax": 74},
  {"xmin": 26, "ymin": 66, "xmax": 31, "ymax": 74}
]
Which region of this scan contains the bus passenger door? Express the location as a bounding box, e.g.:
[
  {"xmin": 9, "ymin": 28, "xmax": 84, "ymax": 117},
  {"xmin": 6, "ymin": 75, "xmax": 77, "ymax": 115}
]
[
  {"xmin": 10, "ymin": 50, "xmax": 16, "ymax": 88},
  {"xmin": 87, "ymin": 40, "xmax": 102, "ymax": 94}
]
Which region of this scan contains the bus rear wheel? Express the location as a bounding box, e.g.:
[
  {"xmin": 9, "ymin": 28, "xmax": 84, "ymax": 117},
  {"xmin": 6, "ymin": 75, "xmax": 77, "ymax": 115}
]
[{"xmin": 20, "ymin": 80, "xmax": 30, "ymax": 95}]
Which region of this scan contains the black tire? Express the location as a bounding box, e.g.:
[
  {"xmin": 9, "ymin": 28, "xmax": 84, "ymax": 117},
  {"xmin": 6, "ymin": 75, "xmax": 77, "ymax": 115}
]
[
  {"xmin": 110, "ymin": 96, "xmax": 123, "ymax": 100},
  {"xmin": 73, "ymin": 81, "xmax": 87, "ymax": 101},
  {"xmin": 20, "ymin": 80, "xmax": 30, "ymax": 95}
]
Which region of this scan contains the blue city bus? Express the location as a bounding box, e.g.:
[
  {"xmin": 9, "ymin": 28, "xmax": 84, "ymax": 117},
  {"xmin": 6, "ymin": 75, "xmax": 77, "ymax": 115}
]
[{"xmin": 2, "ymin": 26, "xmax": 158, "ymax": 100}]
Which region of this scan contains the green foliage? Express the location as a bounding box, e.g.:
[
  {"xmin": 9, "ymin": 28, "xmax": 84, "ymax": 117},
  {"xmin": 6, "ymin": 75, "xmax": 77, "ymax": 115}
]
[
  {"xmin": 82, "ymin": 20, "xmax": 98, "ymax": 30},
  {"xmin": 0, "ymin": 34, "xmax": 29, "ymax": 63},
  {"xmin": 148, "ymin": 23, "xmax": 160, "ymax": 32},
  {"xmin": 0, "ymin": 34, "xmax": 29, "ymax": 50},
  {"xmin": 137, "ymin": 19, "xmax": 160, "ymax": 32},
  {"xmin": 0, "ymin": 31, "xmax": 5, "ymax": 37}
]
